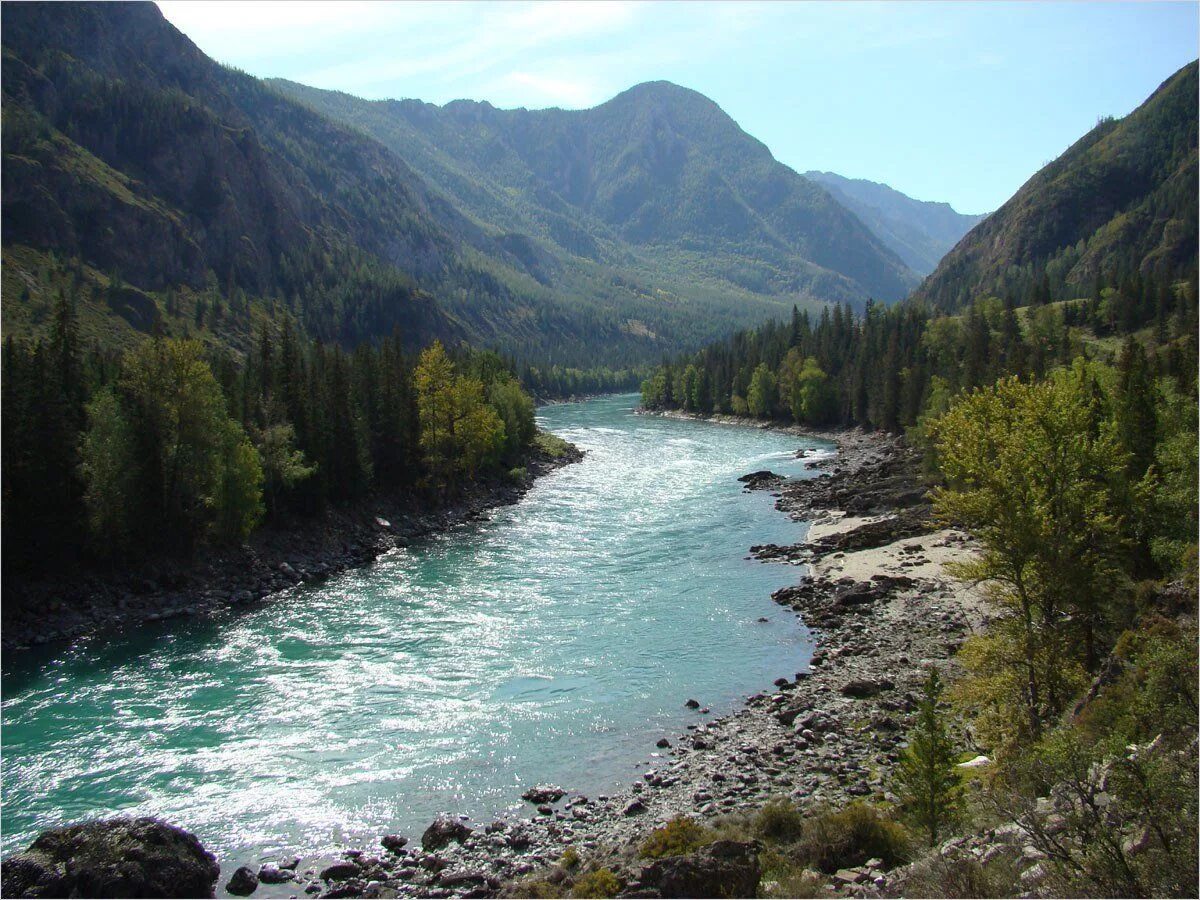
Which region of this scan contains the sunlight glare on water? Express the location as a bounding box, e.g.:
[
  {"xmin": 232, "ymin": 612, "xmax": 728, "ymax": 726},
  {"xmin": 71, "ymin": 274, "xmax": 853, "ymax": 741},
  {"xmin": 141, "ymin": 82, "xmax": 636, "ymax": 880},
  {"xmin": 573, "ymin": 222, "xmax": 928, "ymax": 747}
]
[{"xmin": 1, "ymin": 394, "xmax": 828, "ymax": 867}]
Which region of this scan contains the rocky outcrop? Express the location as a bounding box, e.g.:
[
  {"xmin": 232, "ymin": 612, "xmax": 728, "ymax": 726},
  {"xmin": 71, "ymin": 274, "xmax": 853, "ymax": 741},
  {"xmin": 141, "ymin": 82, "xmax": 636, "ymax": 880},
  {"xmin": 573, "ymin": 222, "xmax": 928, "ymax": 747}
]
[
  {"xmin": 1, "ymin": 817, "xmax": 220, "ymax": 898},
  {"xmin": 422, "ymin": 816, "xmax": 474, "ymax": 851},
  {"xmin": 737, "ymin": 471, "xmax": 785, "ymax": 491},
  {"xmin": 639, "ymin": 840, "xmax": 761, "ymax": 898}
]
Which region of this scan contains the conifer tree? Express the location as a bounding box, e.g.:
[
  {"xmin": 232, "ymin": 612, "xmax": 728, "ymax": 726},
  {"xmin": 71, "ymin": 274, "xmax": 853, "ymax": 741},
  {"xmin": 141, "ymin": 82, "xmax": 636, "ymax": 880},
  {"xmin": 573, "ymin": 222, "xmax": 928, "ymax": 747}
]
[{"xmin": 894, "ymin": 666, "xmax": 961, "ymax": 847}]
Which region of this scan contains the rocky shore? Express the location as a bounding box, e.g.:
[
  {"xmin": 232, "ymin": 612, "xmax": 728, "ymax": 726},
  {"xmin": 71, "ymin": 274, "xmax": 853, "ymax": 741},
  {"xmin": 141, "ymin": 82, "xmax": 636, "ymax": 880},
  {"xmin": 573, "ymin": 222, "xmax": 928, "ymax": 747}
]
[
  {"xmin": 2, "ymin": 421, "xmax": 991, "ymax": 900},
  {"xmin": 1, "ymin": 439, "xmax": 584, "ymax": 652},
  {"xmin": 192, "ymin": 424, "xmax": 986, "ymax": 899}
]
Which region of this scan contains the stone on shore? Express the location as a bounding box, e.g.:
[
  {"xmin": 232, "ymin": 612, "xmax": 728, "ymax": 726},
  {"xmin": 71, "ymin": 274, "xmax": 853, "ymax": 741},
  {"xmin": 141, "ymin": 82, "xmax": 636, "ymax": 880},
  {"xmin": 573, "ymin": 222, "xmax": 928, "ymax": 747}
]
[
  {"xmin": 639, "ymin": 840, "xmax": 761, "ymax": 898},
  {"xmin": 421, "ymin": 816, "xmax": 473, "ymax": 851},
  {"xmin": 227, "ymin": 866, "xmax": 259, "ymax": 895},
  {"xmin": 1, "ymin": 817, "xmax": 220, "ymax": 899}
]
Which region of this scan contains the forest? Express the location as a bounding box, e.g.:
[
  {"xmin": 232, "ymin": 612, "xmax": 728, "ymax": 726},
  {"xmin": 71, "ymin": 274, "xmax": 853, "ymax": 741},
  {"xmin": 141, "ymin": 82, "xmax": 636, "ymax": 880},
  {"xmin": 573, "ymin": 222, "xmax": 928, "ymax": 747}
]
[{"xmin": 1, "ymin": 294, "xmax": 547, "ymax": 581}]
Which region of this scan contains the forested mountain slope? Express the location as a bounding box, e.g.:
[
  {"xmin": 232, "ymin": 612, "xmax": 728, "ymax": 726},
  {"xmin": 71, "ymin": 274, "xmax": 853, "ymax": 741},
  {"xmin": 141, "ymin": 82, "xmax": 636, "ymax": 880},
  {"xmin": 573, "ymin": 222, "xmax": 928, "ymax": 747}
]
[
  {"xmin": 273, "ymin": 79, "xmax": 919, "ymax": 306},
  {"xmin": 1, "ymin": 2, "xmax": 918, "ymax": 367},
  {"xmin": 913, "ymin": 60, "xmax": 1198, "ymax": 312},
  {"xmin": 804, "ymin": 171, "xmax": 987, "ymax": 275}
]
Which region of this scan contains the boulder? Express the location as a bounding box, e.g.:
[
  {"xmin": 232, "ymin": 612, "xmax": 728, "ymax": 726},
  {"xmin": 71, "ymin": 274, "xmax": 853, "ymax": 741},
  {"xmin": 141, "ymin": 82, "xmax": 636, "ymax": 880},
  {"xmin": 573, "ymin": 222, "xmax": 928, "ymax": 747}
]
[
  {"xmin": 258, "ymin": 863, "xmax": 291, "ymax": 884},
  {"xmin": 319, "ymin": 861, "xmax": 362, "ymax": 881},
  {"xmin": 640, "ymin": 840, "xmax": 761, "ymax": 898},
  {"xmin": 521, "ymin": 785, "xmax": 566, "ymax": 805},
  {"xmin": 381, "ymin": 834, "xmax": 409, "ymax": 853},
  {"xmin": 840, "ymin": 678, "xmax": 894, "ymax": 698},
  {"xmin": 1, "ymin": 817, "xmax": 220, "ymax": 898},
  {"xmin": 227, "ymin": 866, "xmax": 259, "ymax": 895},
  {"xmin": 421, "ymin": 816, "xmax": 473, "ymax": 851}
]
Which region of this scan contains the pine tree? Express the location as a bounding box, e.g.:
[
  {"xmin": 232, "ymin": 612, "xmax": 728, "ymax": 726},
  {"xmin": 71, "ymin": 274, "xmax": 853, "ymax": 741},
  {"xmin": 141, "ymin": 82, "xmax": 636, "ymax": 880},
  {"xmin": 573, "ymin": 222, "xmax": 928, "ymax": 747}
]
[{"xmin": 894, "ymin": 666, "xmax": 961, "ymax": 847}]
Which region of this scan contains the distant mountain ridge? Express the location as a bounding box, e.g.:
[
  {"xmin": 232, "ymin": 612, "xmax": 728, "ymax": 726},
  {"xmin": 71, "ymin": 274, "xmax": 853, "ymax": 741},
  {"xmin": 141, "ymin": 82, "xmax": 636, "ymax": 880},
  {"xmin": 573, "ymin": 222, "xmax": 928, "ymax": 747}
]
[
  {"xmin": 0, "ymin": 1, "xmax": 925, "ymax": 367},
  {"xmin": 913, "ymin": 60, "xmax": 1198, "ymax": 311},
  {"xmin": 273, "ymin": 78, "xmax": 920, "ymax": 308},
  {"xmin": 804, "ymin": 172, "xmax": 987, "ymax": 275}
]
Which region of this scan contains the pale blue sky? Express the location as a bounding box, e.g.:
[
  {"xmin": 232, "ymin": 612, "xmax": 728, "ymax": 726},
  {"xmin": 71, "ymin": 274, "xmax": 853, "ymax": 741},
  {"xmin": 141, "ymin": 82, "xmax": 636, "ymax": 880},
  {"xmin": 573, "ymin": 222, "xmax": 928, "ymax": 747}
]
[{"xmin": 158, "ymin": 1, "xmax": 1198, "ymax": 214}]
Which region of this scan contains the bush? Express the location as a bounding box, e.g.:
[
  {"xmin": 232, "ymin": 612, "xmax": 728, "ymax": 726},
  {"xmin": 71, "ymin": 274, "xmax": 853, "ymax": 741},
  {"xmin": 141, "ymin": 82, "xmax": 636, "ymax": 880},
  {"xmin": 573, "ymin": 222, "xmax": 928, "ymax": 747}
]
[
  {"xmin": 793, "ymin": 804, "xmax": 911, "ymax": 874},
  {"xmin": 570, "ymin": 868, "xmax": 621, "ymax": 898},
  {"xmin": 754, "ymin": 799, "xmax": 806, "ymax": 844},
  {"xmin": 900, "ymin": 853, "xmax": 1021, "ymax": 898},
  {"xmin": 560, "ymin": 847, "xmax": 580, "ymax": 870},
  {"xmin": 758, "ymin": 849, "xmax": 827, "ymax": 899},
  {"xmin": 520, "ymin": 881, "xmax": 564, "ymax": 898},
  {"xmin": 639, "ymin": 817, "xmax": 715, "ymax": 859}
]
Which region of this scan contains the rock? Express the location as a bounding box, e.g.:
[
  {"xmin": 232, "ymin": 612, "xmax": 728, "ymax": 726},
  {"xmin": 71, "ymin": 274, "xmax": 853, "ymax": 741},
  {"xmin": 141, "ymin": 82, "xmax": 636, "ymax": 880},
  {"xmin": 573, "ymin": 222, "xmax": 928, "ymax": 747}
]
[
  {"xmin": 438, "ymin": 870, "xmax": 488, "ymax": 889},
  {"xmin": 421, "ymin": 816, "xmax": 473, "ymax": 851},
  {"xmin": 1, "ymin": 817, "xmax": 220, "ymax": 899},
  {"xmin": 839, "ymin": 678, "xmax": 895, "ymax": 698},
  {"xmin": 504, "ymin": 830, "xmax": 532, "ymax": 851},
  {"xmin": 684, "ymin": 699, "xmax": 701, "ymax": 709},
  {"xmin": 640, "ymin": 840, "xmax": 761, "ymax": 898},
  {"xmin": 738, "ymin": 471, "xmax": 784, "ymax": 490},
  {"xmin": 319, "ymin": 861, "xmax": 362, "ymax": 881},
  {"xmin": 381, "ymin": 834, "xmax": 408, "ymax": 853},
  {"xmin": 226, "ymin": 866, "xmax": 259, "ymax": 895},
  {"xmin": 833, "ymin": 868, "xmax": 869, "ymax": 886},
  {"xmin": 957, "ymin": 755, "xmax": 991, "ymax": 768},
  {"xmin": 258, "ymin": 863, "xmax": 291, "ymax": 884},
  {"xmin": 623, "ymin": 800, "xmax": 648, "ymax": 816},
  {"xmin": 1122, "ymin": 826, "xmax": 1154, "ymax": 856},
  {"xmin": 521, "ymin": 785, "xmax": 566, "ymax": 805},
  {"xmin": 656, "ymin": 738, "xmax": 672, "ymax": 748}
]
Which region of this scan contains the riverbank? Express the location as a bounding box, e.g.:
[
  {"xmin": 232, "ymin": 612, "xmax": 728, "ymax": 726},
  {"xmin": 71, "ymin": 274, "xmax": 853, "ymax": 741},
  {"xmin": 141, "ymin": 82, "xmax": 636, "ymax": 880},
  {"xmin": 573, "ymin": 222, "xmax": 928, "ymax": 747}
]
[
  {"xmin": 201, "ymin": 425, "xmax": 987, "ymax": 899},
  {"xmin": 0, "ymin": 436, "xmax": 584, "ymax": 652}
]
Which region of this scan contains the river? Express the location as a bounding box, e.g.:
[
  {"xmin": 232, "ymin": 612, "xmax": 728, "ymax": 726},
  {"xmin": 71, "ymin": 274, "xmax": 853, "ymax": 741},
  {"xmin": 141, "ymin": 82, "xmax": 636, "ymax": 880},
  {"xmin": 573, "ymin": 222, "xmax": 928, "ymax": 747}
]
[{"xmin": 1, "ymin": 394, "xmax": 829, "ymax": 870}]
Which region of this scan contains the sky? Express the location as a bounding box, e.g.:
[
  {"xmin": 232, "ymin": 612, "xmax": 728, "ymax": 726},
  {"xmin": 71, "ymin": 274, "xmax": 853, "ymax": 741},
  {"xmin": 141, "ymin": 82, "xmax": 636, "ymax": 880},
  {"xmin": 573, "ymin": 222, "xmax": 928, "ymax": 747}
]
[{"xmin": 157, "ymin": 1, "xmax": 1199, "ymax": 215}]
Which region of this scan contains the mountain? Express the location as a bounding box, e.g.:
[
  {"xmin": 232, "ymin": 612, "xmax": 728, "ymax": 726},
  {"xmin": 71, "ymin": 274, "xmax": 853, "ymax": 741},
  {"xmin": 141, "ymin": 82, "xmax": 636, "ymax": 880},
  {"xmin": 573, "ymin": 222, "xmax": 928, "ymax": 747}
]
[
  {"xmin": 913, "ymin": 61, "xmax": 1198, "ymax": 312},
  {"xmin": 271, "ymin": 80, "xmax": 919, "ymax": 303},
  {"xmin": 0, "ymin": 2, "xmax": 919, "ymax": 368},
  {"xmin": 804, "ymin": 172, "xmax": 987, "ymax": 275}
]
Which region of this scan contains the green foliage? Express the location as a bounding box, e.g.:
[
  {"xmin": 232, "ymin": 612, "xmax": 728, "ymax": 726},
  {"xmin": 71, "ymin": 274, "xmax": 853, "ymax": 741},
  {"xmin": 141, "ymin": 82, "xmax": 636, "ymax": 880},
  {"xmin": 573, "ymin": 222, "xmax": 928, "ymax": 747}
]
[
  {"xmin": 894, "ymin": 667, "xmax": 962, "ymax": 846},
  {"xmin": 570, "ymin": 869, "xmax": 620, "ymax": 899},
  {"xmin": 791, "ymin": 804, "xmax": 911, "ymax": 874},
  {"xmin": 79, "ymin": 338, "xmax": 264, "ymax": 552},
  {"xmin": 639, "ymin": 817, "xmax": 716, "ymax": 859},
  {"xmin": 929, "ymin": 368, "xmax": 1130, "ymax": 742},
  {"xmin": 415, "ymin": 341, "xmax": 505, "ymax": 486},
  {"xmin": 79, "ymin": 388, "xmax": 137, "ymax": 546},
  {"xmin": 487, "ymin": 377, "xmax": 537, "ymax": 461},
  {"xmin": 747, "ymin": 362, "xmax": 778, "ymax": 418},
  {"xmin": 753, "ymin": 799, "xmax": 806, "ymax": 844},
  {"xmin": 559, "ymin": 847, "xmax": 580, "ymax": 870},
  {"xmin": 898, "ymin": 853, "xmax": 1022, "ymax": 898}
]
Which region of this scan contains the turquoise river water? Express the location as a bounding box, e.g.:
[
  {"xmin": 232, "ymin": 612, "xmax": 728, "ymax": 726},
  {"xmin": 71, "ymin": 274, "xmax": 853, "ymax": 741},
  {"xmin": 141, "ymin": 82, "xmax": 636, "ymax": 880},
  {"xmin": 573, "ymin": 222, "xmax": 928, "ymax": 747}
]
[{"xmin": 1, "ymin": 394, "xmax": 830, "ymax": 869}]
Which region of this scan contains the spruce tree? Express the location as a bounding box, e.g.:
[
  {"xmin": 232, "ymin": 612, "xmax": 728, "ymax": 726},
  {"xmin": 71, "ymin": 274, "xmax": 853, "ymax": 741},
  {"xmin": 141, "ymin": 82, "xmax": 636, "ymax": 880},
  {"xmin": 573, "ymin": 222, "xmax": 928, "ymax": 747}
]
[{"xmin": 894, "ymin": 666, "xmax": 961, "ymax": 847}]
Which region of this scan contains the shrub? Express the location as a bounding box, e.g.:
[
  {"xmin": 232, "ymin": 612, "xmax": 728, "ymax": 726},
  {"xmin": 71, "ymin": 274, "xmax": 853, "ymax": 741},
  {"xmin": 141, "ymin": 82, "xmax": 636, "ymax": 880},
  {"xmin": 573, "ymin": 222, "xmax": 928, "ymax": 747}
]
[
  {"xmin": 758, "ymin": 849, "xmax": 827, "ymax": 899},
  {"xmin": 519, "ymin": 880, "xmax": 564, "ymax": 898},
  {"xmin": 570, "ymin": 868, "xmax": 621, "ymax": 899},
  {"xmin": 793, "ymin": 804, "xmax": 911, "ymax": 874},
  {"xmin": 754, "ymin": 799, "xmax": 806, "ymax": 844},
  {"xmin": 900, "ymin": 853, "xmax": 1021, "ymax": 898},
  {"xmin": 560, "ymin": 847, "xmax": 580, "ymax": 870},
  {"xmin": 639, "ymin": 817, "xmax": 715, "ymax": 859}
]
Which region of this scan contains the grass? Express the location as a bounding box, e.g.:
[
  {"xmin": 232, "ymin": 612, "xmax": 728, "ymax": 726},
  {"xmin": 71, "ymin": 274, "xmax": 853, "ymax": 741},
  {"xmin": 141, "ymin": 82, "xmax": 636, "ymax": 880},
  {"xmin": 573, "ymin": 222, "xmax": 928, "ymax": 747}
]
[{"xmin": 532, "ymin": 430, "xmax": 576, "ymax": 459}]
